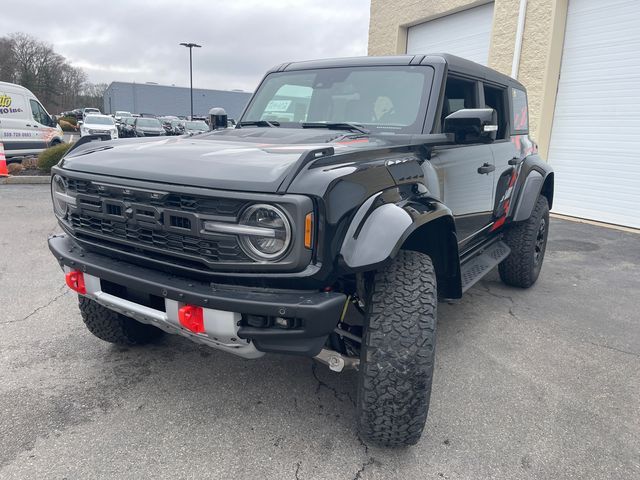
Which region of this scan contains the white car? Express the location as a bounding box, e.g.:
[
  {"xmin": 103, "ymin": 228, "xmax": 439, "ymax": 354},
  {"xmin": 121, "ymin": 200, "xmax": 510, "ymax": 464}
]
[
  {"xmin": 80, "ymin": 114, "xmax": 118, "ymax": 139},
  {"xmin": 114, "ymin": 110, "xmax": 132, "ymax": 122},
  {"xmin": 82, "ymin": 107, "xmax": 101, "ymax": 119}
]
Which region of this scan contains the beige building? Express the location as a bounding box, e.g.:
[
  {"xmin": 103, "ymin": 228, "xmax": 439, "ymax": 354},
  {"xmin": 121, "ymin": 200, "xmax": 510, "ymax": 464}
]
[{"xmin": 368, "ymin": 0, "xmax": 640, "ymax": 229}]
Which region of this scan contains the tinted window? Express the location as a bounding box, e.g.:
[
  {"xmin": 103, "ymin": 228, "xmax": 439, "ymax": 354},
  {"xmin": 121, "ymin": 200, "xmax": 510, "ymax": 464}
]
[
  {"xmin": 483, "ymin": 84, "xmax": 508, "ymax": 139},
  {"xmin": 243, "ymin": 66, "xmax": 434, "ymax": 133},
  {"xmin": 512, "ymin": 88, "xmax": 528, "ymax": 133},
  {"xmin": 441, "ymin": 77, "xmax": 478, "ymax": 128}
]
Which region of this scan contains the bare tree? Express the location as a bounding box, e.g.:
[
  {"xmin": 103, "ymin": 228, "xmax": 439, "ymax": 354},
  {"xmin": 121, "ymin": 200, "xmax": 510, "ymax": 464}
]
[
  {"xmin": 0, "ymin": 36, "xmax": 17, "ymax": 82},
  {"xmin": 59, "ymin": 64, "xmax": 87, "ymax": 111},
  {"xmin": 78, "ymin": 82, "xmax": 108, "ymax": 110}
]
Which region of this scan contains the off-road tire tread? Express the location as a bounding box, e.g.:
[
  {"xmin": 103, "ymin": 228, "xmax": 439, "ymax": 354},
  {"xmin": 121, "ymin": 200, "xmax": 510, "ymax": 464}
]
[
  {"xmin": 79, "ymin": 296, "xmax": 163, "ymax": 345},
  {"xmin": 499, "ymin": 195, "xmax": 549, "ymax": 288},
  {"xmin": 357, "ymin": 250, "xmax": 437, "ymax": 447}
]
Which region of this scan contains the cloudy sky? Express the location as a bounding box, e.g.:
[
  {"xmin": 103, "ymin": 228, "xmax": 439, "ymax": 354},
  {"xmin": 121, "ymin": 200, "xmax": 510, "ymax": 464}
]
[{"xmin": 6, "ymin": 0, "xmax": 371, "ymax": 92}]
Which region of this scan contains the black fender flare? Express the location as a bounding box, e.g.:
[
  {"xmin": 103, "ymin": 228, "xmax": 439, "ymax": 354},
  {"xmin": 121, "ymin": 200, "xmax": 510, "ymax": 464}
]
[
  {"xmin": 511, "ymin": 153, "xmax": 554, "ymax": 222},
  {"xmin": 340, "ymin": 193, "xmax": 462, "ymax": 298}
]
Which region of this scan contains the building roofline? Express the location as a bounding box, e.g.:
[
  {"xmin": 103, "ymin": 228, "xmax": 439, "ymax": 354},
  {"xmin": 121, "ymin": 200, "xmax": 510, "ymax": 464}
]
[{"xmin": 105, "ymin": 81, "xmax": 251, "ymax": 95}]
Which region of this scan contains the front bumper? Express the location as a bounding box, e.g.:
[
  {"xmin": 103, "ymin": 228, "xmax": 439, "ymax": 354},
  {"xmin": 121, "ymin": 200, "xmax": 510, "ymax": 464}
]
[{"xmin": 49, "ymin": 234, "xmax": 346, "ymax": 357}]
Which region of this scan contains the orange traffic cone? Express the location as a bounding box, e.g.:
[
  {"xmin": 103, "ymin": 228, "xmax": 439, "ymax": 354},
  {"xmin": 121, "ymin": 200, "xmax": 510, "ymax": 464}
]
[{"xmin": 0, "ymin": 142, "xmax": 8, "ymax": 177}]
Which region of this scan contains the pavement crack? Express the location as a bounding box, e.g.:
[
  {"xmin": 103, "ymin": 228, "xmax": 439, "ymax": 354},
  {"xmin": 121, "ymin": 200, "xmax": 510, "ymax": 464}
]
[
  {"xmin": 357, "ymin": 433, "xmax": 369, "ymax": 455},
  {"xmin": 478, "ymin": 283, "xmax": 515, "ymax": 304},
  {"xmin": 352, "ymin": 457, "xmax": 375, "ymax": 480},
  {"xmin": 294, "ymin": 461, "xmax": 302, "ymax": 480},
  {"xmin": 588, "ymin": 341, "xmax": 639, "ymax": 358},
  {"xmin": 476, "ymin": 283, "xmax": 524, "ymax": 320},
  {"xmin": 1, "ymin": 288, "xmax": 70, "ymax": 326},
  {"xmin": 311, "ymin": 361, "xmax": 355, "ymax": 406}
]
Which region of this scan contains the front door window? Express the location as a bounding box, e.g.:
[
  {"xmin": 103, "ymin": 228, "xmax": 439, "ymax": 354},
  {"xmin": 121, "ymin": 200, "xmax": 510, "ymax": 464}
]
[{"xmin": 30, "ymin": 99, "xmax": 51, "ymax": 126}]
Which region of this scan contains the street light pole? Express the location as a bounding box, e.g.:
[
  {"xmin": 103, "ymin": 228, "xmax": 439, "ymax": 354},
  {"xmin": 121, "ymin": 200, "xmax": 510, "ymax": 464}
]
[{"xmin": 179, "ymin": 42, "xmax": 201, "ymax": 119}]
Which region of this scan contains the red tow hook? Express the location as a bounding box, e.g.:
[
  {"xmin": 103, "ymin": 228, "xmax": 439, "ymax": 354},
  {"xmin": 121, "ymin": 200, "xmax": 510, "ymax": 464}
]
[
  {"xmin": 65, "ymin": 270, "xmax": 86, "ymax": 294},
  {"xmin": 178, "ymin": 305, "xmax": 205, "ymax": 334}
]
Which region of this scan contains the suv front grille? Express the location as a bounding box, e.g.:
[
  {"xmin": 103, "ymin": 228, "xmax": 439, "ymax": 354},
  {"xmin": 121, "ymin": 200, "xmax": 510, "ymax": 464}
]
[
  {"xmin": 66, "ymin": 178, "xmax": 244, "ymax": 217},
  {"xmin": 69, "ymin": 213, "xmax": 245, "ymax": 263},
  {"xmin": 65, "ymin": 178, "xmax": 252, "ymax": 267}
]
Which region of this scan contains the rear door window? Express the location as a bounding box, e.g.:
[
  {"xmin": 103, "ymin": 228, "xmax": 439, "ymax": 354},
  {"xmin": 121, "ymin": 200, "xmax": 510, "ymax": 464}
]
[{"xmin": 511, "ymin": 88, "xmax": 528, "ymax": 133}]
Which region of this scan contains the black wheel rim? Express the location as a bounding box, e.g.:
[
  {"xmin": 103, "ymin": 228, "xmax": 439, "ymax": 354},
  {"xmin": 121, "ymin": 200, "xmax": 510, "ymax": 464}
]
[{"xmin": 534, "ymin": 217, "xmax": 547, "ymax": 265}]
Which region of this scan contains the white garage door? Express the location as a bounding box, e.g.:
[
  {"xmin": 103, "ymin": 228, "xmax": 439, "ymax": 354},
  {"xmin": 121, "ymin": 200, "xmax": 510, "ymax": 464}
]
[
  {"xmin": 406, "ymin": 3, "xmax": 494, "ymax": 65},
  {"xmin": 548, "ymin": 0, "xmax": 640, "ymax": 228}
]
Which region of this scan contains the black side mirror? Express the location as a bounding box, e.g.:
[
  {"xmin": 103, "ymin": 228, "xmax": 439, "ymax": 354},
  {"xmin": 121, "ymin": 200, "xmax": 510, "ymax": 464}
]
[
  {"xmin": 444, "ymin": 108, "xmax": 498, "ymax": 144},
  {"xmin": 209, "ymin": 107, "xmax": 228, "ymax": 130}
]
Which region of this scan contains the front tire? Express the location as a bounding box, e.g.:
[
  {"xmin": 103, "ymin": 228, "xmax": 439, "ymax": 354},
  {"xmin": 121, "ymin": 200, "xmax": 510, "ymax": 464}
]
[
  {"xmin": 357, "ymin": 250, "xmax": 437, "ymax": 447},
  {"xmin": 499, "ymin": 195, "xmax": 550, "ymax": 288},
  {"xmin": 79, "ymin": 296, "xmax": 164, "ymax": 345}
]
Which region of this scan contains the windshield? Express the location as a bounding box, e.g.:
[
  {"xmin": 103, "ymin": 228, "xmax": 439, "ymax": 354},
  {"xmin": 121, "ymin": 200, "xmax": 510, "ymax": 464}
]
[
  {"xmin": 136, "ymin": 118, "xmax": 161, "ymax": 128},
  {"xmin": 116, "ymin": 111, "xmax": 131, "ymax": 117},
  {"xmin": 185, "ymin": 121, "xmax": 208, "ymax": 131},
  {"xmin": 85, "ymin": 116, "xmax": 114, "ymax": 125},
  {"xmin": 123, "ymin": 117, "xmax": 135, "ymax": 125},
  {"xmin": 242, "ymin": 66, "xmax": 434, "ymax": 134},
  {"xmin": 85, "ymin": 109, "xmax": 99, "ymax": 114}
]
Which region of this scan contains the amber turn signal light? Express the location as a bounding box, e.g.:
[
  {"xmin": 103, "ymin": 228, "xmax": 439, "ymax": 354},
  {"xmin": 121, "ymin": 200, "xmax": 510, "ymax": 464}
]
[{"xmin": 304, "ymin": 212, "xmax": 313, "ymax": 249}]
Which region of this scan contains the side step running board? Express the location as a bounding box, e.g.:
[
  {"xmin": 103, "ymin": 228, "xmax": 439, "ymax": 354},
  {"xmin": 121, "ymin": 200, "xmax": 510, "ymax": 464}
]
[{"xmin": 460, "ymin": 240, "xmax": 511, "ymax": 293}]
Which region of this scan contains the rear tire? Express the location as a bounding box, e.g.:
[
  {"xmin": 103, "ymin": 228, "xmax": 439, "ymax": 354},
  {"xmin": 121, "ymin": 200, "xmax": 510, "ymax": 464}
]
[
  {"xmin": 357, "ymin": 250, "xmax": 437, "ymax": 447},
  {"xmin": 79, "ymin": 296, "xmax": 164, "ymax": 345},
  {"xmin": 499, "ymin": 195, "xmax": 550, "ymax": 288}
]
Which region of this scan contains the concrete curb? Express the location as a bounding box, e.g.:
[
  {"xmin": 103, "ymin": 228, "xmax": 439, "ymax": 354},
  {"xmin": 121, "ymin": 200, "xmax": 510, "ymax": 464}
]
[{"xmin": 0, "ymin": 175, "xmax": 51, "ymax": 185}]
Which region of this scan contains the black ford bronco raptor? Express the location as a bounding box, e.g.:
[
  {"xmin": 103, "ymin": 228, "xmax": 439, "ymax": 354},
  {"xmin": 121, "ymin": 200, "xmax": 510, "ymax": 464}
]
[{"xmin": 48, "ymin": 54, "xmax": 553, "ymax": 447}]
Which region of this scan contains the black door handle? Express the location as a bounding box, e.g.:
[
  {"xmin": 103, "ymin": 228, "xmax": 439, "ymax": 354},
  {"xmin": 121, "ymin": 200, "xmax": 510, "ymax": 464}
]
[
  {"xmin": 508, "ymin": 157, "xmax": 522, "ymax": 166},
  {"xmin": 477, "ymin": 163, "xmax": 495, "ymax": 175}
]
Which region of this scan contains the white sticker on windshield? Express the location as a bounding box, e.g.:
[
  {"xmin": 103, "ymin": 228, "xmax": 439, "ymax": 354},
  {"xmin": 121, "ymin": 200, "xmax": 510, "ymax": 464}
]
[{"xmin": 265, "ymin": 100, "xmax": 291, "ymax": 112}]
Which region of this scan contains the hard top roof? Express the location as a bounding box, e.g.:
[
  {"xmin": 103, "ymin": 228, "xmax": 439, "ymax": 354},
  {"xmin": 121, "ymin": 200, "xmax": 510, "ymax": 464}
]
[{"xmin": 269, "ymin": 53, "xmax": 525, "ymax": 90}]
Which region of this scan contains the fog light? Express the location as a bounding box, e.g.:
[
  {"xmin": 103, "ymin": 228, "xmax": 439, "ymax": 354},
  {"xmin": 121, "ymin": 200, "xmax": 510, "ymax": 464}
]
[
  {"xmin": 274, "ymin": 317, "xmax": 292, "ymax": 329},
  {"xmin": 65, "ymin": 270, "xmax": 86, "ymax": 294}
]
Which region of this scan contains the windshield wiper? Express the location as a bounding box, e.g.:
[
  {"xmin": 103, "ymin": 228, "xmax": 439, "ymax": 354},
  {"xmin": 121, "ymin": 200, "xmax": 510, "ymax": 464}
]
[
  {"xmin": 238, "ymin": 120, "xmax": 280, "ymax": 128},
  {"xmin": 301, "ymin": 122, "xmax": 370, "ymax": 135}
]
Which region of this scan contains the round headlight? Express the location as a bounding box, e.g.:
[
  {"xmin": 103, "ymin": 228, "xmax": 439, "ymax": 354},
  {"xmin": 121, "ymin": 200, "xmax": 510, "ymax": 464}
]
[
  {"xmin": 51, "ymin": 174, "xmax": 68, "ymax": 217},
  {"xmin": 238, "ymin": 204, "xmax": 291, "ymax": 261}
]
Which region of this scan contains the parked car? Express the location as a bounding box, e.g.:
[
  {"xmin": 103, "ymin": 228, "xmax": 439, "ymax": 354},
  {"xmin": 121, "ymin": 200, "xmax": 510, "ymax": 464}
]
[
  {"xmin": 165, "ymin": 119, "xmax": 185, "ymax": 135},
  {"xmin": 81, "ymin": 107, "xmax": 101, "ymax": 120},
  {"xmin": 48, "ymin": 54, "xmax": 553, "ymax": 447},
  {"xmin": 183, "ymin": 120, "xmax": 210, "ymax": 135},
  {"xmin": 0, "ymin": 80, "xmax": 64, "ymax": 158},
  {"xmin": 79, "ymin": 114, "xmax": 118, "ymax": 139},
  {"xmin": 158, "ymin": 115, "xmax": 180, "ymax": 135},
  {"xmin": 131, "ymin": 117, "xmax": 165, "ymax": 137},
  {"xmin": 114, "ymin": 111, "xmax": 132, "ymax": 122},
  {"xmin": 117, "ymin": 116, "xmax": 135, "ymax": 137}
]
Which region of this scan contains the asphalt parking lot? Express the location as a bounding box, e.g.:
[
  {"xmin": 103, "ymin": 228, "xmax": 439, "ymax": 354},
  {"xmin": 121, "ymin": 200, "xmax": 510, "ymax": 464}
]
[{"xmin": 1, "ymin": 184, "xmax": 639, "ymax": 479}]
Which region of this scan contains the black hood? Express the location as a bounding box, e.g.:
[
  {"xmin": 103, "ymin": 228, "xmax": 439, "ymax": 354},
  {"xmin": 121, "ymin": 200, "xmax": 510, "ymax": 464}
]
[{"xmin": 59, "ymin": 128, "xmax": 371, "ymax": 193}]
